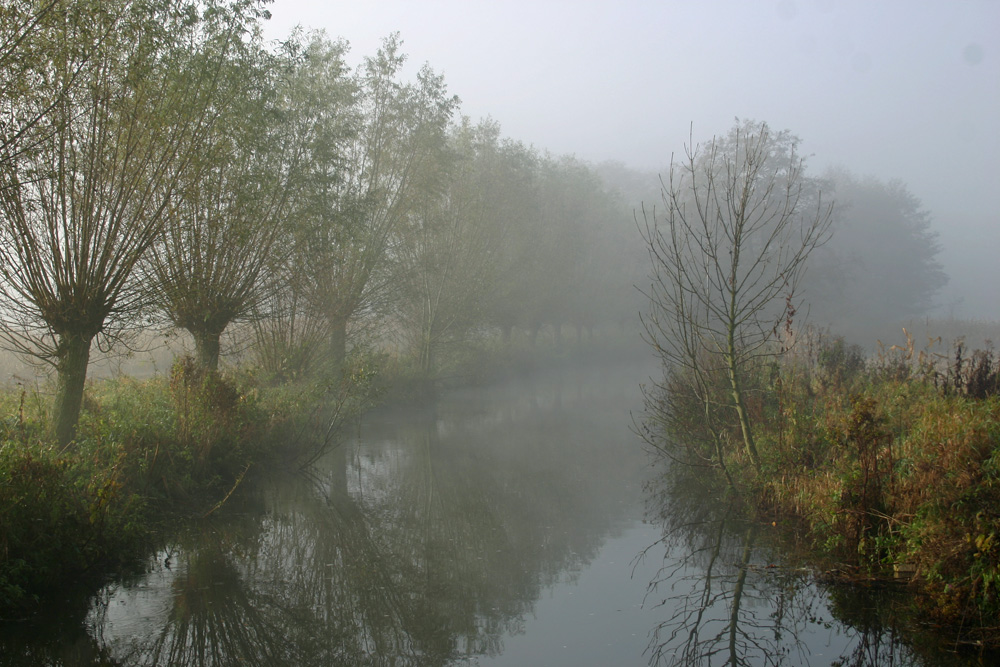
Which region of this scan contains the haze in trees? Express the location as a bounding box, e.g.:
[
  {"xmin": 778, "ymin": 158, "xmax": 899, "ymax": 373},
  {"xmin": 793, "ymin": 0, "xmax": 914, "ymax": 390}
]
[
  {"xmin": 0, "ymin": 0, "xmax": 267, "ymax": 444},
  {"xmin": 0, "ymin": 1, "xmax": 957, "ymax": 449},
  {"xmin": 640, "ymin": 120, "xmax": 833, "ymax": 472},
  {"xmin": 805, "ymin": 168, "xmax": 948, "ymax": 343},
  {"xmin": 146, "ymin": 7, "xmax": 300, "ymax": 372},
  {"xmin": 249, "ymin": 31, "xmax": 356, "ymax": 380},
  {"xmin": 395, "ymin": 118, "xmax": 535, "ymax": 373},
  {"xmin": 296, "ymin": 33, "xmax": 458, "ymax": 372}
]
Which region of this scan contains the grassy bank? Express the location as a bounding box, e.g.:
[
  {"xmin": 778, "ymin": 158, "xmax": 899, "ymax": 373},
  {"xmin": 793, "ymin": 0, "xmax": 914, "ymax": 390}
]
[
  {"xmin": 0, "ymin": 333, "xmax": 634, "ymax": 616},
  {"xmin": 650, "ymin": 329, "xmax": 1000, "ymax": 645},
  {"xmin": 0, "ymin": 356, "xmax": 361, "ymax": 616}
]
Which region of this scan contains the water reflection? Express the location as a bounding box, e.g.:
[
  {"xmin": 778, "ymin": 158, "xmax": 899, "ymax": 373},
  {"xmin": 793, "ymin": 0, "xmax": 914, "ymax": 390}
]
[
  {"xmin": 12, "ymin": 364, "xmax": 647, "ymax": 666},
  {"xmin": 5, "ymin": 362, "xmax": 994, "ymax": 665},
  {"xmin": 643, "ymin": 471, "xmax": 810, "ymax": 666},
  {"xmin": 641, "ymin": 464, "xmax": 986, "ymax": 666}
]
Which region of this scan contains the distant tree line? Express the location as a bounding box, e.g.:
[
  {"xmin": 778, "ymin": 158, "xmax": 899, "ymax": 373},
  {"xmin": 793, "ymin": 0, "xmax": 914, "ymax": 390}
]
[
  {"xmin": 617, "ymin": 123, "xmax": 948, "ymax": 347},
  {"xmin": 0, "ymin": 0, "xmax": 643, "ymax": 444}
]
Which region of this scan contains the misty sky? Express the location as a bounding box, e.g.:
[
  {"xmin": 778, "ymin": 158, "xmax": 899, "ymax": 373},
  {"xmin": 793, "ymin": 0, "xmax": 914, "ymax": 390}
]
[{"xmin": 262, "ymin": 0, "xmax": 999, "ymax": 319}]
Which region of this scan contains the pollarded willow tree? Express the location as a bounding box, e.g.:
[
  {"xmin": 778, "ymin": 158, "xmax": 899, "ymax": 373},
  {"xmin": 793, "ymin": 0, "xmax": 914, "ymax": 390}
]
[
  {"xmin": 299, "ymin": 34, "xmax": 458, "ymax": 370},
  {"xmin": 145, "ymin": 14, "xmax": 304, "ymax": 372},
  {"xmin": 396, "ymin": 118, "xmax": 535, "ymax": 374},
  {"xmin": 641, "ymin": 120, "xmax": 832, "ymax": 472},
  {"xmin": 0, "ymin": 0, "xmax": 262, "ymax": 445},
  {"xmin": 249, "ymin": 31, "xmax": 356, "ymax": 380}
]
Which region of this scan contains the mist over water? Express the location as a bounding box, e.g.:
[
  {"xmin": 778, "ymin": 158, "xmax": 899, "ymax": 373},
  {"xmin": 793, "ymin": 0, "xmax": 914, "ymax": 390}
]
[
  {"xmin": 261, "ymin": 0, "xmax": 999, "ymax": 324},
  {"xmin": 0, "ymin": 360, "xmax": 987, "ymax": 665},
  {"xmin": 1, "ymin": 2, "xmax": 998, "ymax": 664}
]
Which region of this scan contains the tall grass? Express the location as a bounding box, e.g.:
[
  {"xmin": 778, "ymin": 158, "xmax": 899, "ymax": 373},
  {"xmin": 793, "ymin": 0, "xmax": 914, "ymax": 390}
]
[
  {"xmin": 0, "ymin": 357, "xmax": 321, "ymax": 613},
  {"xmin": 651, "ymin": 324, "xmax": 1000, "ymax": 642}
]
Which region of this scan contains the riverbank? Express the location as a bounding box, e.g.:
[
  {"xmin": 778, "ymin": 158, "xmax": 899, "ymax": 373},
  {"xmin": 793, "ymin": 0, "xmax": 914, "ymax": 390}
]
[
  {"xmin": 0, "ymin": 358, "xmax": 659, "ymax": 664},
  {"xmin": 649, "ymin": 331, "xmax": 1000, "ymax": 648},
  {"xmin": 0, "ymin": 335, "xmax": 645, "ymax": 617},
  {"xmin": 0, "ymin": 355, "xmax": 366, "ymax": 616},
  {"xmin": 763, "ymin": 341, "xmax": 1000, "ymax": 645}
]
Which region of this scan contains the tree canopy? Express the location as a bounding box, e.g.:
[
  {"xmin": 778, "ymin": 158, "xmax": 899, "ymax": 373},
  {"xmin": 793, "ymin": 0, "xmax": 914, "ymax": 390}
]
[
  {"xmin": 0, "ymin": 0, "xmax": 272, "ymax": 443},
  {"xmin": 805, "ymin": 168, "xmax": 947, "ymax": 342},
  {"xmin": 0, "ymin": 6, "xmax": 952, "ymax": 445}
]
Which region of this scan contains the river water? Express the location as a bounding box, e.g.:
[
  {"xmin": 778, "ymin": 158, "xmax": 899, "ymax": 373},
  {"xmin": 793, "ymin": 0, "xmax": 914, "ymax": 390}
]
[{"xmin": 0, "ymin": 360, "xmax": 987, "ymax": 665}]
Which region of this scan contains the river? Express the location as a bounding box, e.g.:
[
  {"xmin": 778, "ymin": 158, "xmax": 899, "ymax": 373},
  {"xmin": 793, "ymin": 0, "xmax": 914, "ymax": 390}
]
[{"xmin": 0, "ymin": 360, "xmax": 986, "ymax": 665}]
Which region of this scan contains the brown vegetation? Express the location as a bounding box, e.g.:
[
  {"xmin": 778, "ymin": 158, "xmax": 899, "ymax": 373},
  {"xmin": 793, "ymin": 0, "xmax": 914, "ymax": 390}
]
[{"xmin": 650, "ymin": 324, "xmax": 1000, "ymax": 645}]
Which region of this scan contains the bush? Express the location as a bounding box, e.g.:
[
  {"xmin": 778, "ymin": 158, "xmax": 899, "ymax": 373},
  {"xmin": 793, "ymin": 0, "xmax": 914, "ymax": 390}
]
[
  {"xmin": 817, "ymin": 336, "xmax": 866, "ymax": 389},
  {"xmin": 0, "ymin": 443, "xmax": 146, "ymax": 610},
  {"xmin": 0, "ymin": 361, "xmax": 285, "ymax": 613},
  {"xmin": 740, "ymin": 336, "xmax": 1000, "ymax": 638}
]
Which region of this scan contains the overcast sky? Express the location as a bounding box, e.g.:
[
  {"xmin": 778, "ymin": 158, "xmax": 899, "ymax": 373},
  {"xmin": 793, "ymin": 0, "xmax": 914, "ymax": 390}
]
[{"xmin": 262, "ymin": 0, "xmax": 999, "ymax": 319}]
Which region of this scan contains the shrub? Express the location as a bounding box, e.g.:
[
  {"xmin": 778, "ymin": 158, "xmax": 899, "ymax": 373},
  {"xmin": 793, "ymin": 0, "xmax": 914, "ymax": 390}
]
[
  {"xmin": 169, "ymin": 356, "xmax": 265, "ymax": 483},
  {"xmin": 0, "ymin": 443, "xmax": 146, "ymax": 610},
  {"xmin": 736, "ymin": 334, "xmax": 1000, "ymax": 637},
  {"xmin": 817, "ymin": 337, "xmax": 866, "ymax": 390}
]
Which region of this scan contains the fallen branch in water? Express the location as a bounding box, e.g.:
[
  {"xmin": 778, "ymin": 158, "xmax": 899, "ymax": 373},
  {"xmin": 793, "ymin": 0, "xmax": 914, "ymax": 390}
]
[{"xmin": 202, "ymin": 463, "xmax": 252, "ymax": 518}]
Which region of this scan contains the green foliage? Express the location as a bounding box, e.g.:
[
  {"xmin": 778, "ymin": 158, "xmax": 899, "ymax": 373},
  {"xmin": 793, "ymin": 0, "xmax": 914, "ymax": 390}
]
[
  {"xmin": 832, "ymin": 395, "xmax": 893, "ymax": 563},
  {"xmin": 817, "ymin": 337, "xmax": 866, "ymax": 389},
  {"xmin": 168, "ymin": 356, "xmax": 267, "ymax": 482},
  {"xmin": 0, "ymin": 440, "xmax": 147, "ymax": 611},
  {"xmin": 0, "ymin": 357, "xmax": 320, "ymax": 614}
]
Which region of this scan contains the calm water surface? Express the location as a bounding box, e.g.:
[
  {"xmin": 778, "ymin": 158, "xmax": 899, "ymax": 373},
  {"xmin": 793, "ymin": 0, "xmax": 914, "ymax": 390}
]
[{"xmin": 0, "ymin": 361, "xmax": 986, "ymax": 665}]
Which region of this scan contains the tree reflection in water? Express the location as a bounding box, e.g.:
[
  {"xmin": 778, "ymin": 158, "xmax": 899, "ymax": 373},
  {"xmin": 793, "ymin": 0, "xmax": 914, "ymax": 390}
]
[
  {"xmin": 641, "ymin": 464, "xmax": 983, "ymax": 667},
  {"xmin": 642, "ymin": 468, "xmax": 814, "ymax": 666},
  {"xmin": 77, "ymin": 365, "xmax": 644, "ymax": 666}
]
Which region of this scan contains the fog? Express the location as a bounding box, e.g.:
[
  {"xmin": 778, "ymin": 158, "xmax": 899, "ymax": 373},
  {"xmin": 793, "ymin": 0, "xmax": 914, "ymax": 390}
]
[
  {"xmin": 3, "ymin": 4, "xmax": 998, "ymax": 659},
  {"xmin": 263, "ymin": 0, "xmax": 999, "ymax": 321}
]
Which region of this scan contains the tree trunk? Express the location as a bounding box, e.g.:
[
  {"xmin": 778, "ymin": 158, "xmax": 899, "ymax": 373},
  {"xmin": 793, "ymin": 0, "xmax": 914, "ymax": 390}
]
[
  {"xmin": 330, "ymin": 316, "xmax": 348, "ymax": 371},
  {"xmin": 54, "ymin": 333, "xmax": 92, "ymax": 446},
  {"xmin": 726, "ymin": 332, "xmax": 760, "ymax": 470},
  {"xmin": 420, "ymin": 335, "xmax": 435, "ymax": 375},
  {"xmin": 193, "ymin": 330, "xmax": 222, "ymax": 372}
]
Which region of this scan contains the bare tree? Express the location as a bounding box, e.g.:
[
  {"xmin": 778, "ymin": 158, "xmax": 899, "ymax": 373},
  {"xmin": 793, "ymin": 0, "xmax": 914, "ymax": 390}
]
[
  {"xmin": 641, "ymin": 120, "xmax": 832, "ymax": 471},
  {"xmin": 0, "ymin": 0, "xmax": 259, "ymax": 444}
]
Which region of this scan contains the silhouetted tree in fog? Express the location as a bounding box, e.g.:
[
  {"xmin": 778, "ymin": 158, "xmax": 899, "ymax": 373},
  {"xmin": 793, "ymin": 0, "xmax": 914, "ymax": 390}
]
[
  {"xmin": 805, "ymin": 168, "xmax": 947, "ymax": 340},
  {"xmin": 396, "ymin": 118, "xmax": 534, "ymax": 373},
  {"xmin": 641, "ymin": 120, "xmax": 832, "ymax": 471},
  {"xmin": 146, "ymin": 12, "xmax": 301, "ymax": 372},
  {"xmin": 250, "ymin": 31, "xmax": 355, "ymax": 380},
  {"xmin": 299, "ymin": 34, "xmax": 457, "ymax": 371}
]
